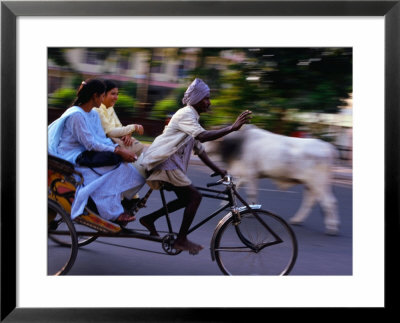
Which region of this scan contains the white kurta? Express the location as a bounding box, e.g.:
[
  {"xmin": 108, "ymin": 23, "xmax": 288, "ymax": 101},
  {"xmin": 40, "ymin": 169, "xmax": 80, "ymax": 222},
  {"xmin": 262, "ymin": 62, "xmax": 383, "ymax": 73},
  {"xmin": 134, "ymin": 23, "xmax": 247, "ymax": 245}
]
[{"xmin": 140, "ymin": 105, "xmax": 205, "ymax": 171}]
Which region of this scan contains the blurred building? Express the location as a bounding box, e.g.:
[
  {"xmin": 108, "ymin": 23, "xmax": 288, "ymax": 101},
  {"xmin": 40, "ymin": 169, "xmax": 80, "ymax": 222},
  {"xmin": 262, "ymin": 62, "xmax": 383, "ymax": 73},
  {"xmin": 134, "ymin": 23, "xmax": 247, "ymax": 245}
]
[{"xmin": 48, "ymin": 48, "xmax": 200, "ymax": 94}]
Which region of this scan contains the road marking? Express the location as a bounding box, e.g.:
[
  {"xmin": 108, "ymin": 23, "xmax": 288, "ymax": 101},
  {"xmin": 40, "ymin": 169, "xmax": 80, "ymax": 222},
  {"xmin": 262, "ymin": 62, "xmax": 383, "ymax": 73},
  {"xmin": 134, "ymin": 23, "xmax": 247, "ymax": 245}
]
[{"xmin": 243, "ymin": 187, "xmax": 298, "ymax": 194}]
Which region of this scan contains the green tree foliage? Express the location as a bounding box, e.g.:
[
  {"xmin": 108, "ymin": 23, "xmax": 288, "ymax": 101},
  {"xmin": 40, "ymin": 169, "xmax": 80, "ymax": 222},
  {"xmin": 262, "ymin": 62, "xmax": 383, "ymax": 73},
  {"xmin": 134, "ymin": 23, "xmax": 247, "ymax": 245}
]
[
  {"xmin": 192, "ymin": 47, "xmax": 352, "ymax": 134},
  {"xmin": 112, "ymin": 94, "xmax": 137, "ymax": 119},
  {"xmin": 244, "ymin": 47, "xmax": 352, "ymax": 113},
  {"xmin": 119, "ymin": 81, "xmax": 137, "ymax": 99},
  {"xmin": 48, "ymin": 88, "xmax": 76, "ymax": 108},
  {"xmin": 115, "ymin": 94, "xmax": 136, "ymax": 110},
  {"xmin": 48, "ymin": 87, "xmax": 136, "ymax": 114},
  {"xmin": 48, "ymin": 48, "xmax": 70, "ymax": 67},
  {"xmin": 150, "ymin": 87, "xmax": 186, "ymax": 120}
]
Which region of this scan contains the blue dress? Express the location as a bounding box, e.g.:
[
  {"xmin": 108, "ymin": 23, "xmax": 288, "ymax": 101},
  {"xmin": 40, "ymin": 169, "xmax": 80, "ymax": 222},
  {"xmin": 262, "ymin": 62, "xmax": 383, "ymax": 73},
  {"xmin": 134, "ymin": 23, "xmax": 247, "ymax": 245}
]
[{"xmin": 48, "ymin": 106, "xmax": 145, "ymax": 221}]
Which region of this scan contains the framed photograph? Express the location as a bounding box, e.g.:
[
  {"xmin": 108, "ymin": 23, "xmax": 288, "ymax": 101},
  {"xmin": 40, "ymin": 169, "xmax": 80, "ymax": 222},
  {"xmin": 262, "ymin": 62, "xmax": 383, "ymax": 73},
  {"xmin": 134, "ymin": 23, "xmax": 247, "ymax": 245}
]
[{"xmin": 2, "ymin": 0, "xmax": 398, "ymax": 321}]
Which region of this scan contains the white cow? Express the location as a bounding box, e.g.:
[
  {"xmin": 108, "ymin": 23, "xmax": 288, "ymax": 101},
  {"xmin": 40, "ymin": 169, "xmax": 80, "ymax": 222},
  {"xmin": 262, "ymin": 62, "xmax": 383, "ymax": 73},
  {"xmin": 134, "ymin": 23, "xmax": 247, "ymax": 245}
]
[{"xmin": 204, "ymin": 125, "xmax": 339, "ymax": 235}]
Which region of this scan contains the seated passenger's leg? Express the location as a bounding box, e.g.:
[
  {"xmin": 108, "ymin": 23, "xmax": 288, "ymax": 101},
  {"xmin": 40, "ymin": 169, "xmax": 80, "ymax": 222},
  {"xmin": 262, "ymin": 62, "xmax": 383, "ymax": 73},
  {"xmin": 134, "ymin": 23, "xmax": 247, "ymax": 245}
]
[
  {"xmin": 90, "ymin": 193, "xmax": 136, "ymax": 226},
  {"xmin": 92, "ymin": 193, "xmax": 124, "ymax": 221}
]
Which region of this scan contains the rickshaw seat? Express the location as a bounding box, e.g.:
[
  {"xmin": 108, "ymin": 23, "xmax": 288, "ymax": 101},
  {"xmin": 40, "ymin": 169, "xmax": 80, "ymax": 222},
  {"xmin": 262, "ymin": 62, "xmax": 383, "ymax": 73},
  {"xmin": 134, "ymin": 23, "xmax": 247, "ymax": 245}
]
[
  {"xmin": 48, "ymin": 154, "xmax": 83, "ymax": 187},
  {"xmin": 48, "ymin": 154, "xmax": 75, "ymax": 175},
  {"xmin": 48, "ymin": 154, "xmax": 122, "ymax": 233}
]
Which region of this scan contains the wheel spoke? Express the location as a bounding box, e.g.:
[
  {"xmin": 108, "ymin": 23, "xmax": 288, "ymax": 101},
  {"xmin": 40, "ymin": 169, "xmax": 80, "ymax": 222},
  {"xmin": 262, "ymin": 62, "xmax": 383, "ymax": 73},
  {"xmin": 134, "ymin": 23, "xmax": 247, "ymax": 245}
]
[
  {"xmin": 215, "ymin": 246, "xmax": 252, "ymax": 252},
  {"xmin": 213, "ymin": 209, "xmax": 297, "ymax": 275}
]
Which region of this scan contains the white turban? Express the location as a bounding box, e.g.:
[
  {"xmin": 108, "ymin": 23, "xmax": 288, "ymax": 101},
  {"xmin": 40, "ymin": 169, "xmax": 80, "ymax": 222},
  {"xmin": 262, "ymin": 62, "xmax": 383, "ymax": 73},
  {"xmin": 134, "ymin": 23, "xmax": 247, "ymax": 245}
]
[{"xmin": 182, "ymin": 78, "xmax": 210, "ymax": 106}]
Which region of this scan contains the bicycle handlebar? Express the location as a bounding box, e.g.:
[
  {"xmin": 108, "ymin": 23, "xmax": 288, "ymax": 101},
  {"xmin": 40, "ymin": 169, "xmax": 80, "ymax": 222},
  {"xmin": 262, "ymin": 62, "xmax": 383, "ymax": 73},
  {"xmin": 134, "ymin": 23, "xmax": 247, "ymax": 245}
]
[
  {"xmin": 207, "ymin": 181, "xmax": 222, "ymax": 188},
  {"xmin": 206, "ymin": 174, "xmax": 232, "ymax": 187}
]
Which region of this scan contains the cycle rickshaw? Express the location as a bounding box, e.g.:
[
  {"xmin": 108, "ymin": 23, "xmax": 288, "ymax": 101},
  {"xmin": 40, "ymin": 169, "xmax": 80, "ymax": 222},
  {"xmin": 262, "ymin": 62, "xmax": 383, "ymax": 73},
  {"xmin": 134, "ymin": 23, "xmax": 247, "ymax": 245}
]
[{"xmin": 48, "ymin": 154, "xmax": 298, "ymax": 276}]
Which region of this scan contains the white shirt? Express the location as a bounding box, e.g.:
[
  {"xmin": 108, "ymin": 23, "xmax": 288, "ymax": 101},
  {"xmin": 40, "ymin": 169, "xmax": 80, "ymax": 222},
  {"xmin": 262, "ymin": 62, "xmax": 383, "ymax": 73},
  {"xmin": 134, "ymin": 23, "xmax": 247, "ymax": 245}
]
[{"xmin": 141, "ymin": 105, "xmax": 205, "ymax": 171}]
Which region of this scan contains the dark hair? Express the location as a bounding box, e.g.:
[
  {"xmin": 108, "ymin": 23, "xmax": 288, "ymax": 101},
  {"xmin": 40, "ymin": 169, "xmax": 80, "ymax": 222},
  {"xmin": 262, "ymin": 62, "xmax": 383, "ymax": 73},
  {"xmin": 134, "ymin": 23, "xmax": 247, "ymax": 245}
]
[
  {"xmin": 72, "ymin": 79, "xmax": 106, "ymax": 106},
  {"xmin": 104, "ymin": 79, "xmax": 118, "ymax": 93}
]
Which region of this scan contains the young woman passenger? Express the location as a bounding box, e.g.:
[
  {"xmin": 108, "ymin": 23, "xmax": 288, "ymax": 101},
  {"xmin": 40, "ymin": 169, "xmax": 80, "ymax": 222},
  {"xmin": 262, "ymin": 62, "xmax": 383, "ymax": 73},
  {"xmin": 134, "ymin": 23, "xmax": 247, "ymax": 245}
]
[
  {"xmin": 94, "ymin": 79, "xmax": 147, "ymax": 202},
  {"xmin": 94, "ymin": 80, "xmax": 145, "ymax": 157},
  {"xmin": 48, "ymin": 79, "xmax": 145, "ymax": 226}
]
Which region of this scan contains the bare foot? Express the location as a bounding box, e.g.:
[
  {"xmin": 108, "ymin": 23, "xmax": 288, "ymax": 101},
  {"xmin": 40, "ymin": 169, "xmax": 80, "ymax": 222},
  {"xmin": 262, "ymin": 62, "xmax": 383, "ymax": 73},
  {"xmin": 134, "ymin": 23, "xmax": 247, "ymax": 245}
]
[
  {"xmin": 139, "ymin": 217, "xmax": 159, "ymax": 236},
  {"xmin": 173, "ymin": 238, "xmax": 204, "ymax": 255}
]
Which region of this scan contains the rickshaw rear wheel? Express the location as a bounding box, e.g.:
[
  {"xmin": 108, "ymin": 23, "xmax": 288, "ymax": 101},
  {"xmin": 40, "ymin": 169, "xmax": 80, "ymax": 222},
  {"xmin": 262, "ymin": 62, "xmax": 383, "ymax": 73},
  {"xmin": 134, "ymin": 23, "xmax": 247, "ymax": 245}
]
[
  {"xmin": 49, "ymin": 203, "xmax": 98, "ymax": 247},
  {"xmin": 48, "ymin": 199, "xmax": 78, "ymax": 275},
  {"xmin": 49, "ymin": 216, "xmax": 98, "ymax": 247},
  {"xmin": 50, "ymin": 229, "xmax": 97, "ymax": 247}
]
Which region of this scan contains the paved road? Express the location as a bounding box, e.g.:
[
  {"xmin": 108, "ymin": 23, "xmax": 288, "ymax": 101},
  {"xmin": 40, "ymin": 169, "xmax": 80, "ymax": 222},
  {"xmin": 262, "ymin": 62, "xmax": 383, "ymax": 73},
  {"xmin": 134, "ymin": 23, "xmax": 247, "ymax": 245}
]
[{"xmin": 49, "ymin": 161, "xmax": 352, "ymax": 276}]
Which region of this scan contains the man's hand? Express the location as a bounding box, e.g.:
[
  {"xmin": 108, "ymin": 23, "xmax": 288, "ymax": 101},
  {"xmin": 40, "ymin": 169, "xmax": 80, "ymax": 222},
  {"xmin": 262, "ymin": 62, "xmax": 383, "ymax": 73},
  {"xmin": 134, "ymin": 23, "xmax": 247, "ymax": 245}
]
[
  {"xmin": 198, "ymin": 151, "xmax": 227, "ymax": 178},
  {"xmin": 231, "ymin": 110, "xmax": 252, "ymax": 131},
  {"xmin": 218, "ymin": 168, "xmax": 227, "ymax": 178},
  {"xmin": 196, "ymin": 110, "xmax": 252, "ymax": 143},
  {"xmin": 121, "ymin": 135, "xmax": 133, "ymax": 146},
  {"xmin": 115, "ymin": 146, "xmax": 137, "ymax": 163}
]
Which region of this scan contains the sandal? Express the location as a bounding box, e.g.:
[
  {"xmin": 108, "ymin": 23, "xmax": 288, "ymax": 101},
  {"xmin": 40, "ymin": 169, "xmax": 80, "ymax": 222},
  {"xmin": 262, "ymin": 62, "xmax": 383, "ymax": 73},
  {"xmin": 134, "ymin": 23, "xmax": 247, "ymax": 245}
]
[{"xmin": 113, "ymin": 212, "xmax": 136, "ymax": 227}]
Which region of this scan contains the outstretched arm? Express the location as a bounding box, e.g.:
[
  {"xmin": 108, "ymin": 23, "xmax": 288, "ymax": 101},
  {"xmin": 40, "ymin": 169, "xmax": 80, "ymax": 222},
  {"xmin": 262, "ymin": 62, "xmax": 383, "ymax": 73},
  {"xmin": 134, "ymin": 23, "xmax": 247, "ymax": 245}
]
[
  {"xmin": 195, "ymin": 110, "xmax": 252, "ymax": 143},
  {"xmin": 197, "ymin": 150, "xmax": 227, "ymax": 177}
]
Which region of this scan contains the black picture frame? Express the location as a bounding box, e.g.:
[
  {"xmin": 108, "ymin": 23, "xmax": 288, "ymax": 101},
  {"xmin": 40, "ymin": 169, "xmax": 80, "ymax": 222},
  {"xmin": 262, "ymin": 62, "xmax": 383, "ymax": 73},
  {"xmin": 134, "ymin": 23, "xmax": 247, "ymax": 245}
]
[{"xmin": 1, "ymin": 0, "xmax": 398, "ymax": 321}]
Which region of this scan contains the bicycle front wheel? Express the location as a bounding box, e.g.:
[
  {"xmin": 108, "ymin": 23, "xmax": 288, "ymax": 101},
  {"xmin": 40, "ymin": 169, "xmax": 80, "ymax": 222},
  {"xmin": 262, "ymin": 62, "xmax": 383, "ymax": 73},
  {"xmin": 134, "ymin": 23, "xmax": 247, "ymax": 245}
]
[{"xmin": 213, "ymin": 209, "xmax": 297, "ymax": 275}]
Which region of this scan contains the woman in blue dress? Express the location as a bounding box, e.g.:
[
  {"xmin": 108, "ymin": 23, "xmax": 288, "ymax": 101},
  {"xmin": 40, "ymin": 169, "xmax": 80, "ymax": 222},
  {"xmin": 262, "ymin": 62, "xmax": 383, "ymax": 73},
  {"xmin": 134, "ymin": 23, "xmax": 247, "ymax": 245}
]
[{"xmin": 48, "ymin": 79, "xmax": 145, "ymax": 225}]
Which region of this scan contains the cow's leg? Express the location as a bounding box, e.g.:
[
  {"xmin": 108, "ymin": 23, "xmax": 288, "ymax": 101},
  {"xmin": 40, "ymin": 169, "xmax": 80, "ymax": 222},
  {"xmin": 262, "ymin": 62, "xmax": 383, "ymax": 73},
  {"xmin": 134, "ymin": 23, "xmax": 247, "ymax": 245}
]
[
  {"xmin": 236, "ymin": 165, "xmax": 258, "ymax": 204},
  {"xmin": 289, "ymin": 186, "xmax": 316, "ymax": 225},
  {"xmin": 242, "ymin": 171, "xmax": 259, "ymax": 204},
  {"xmin": 229, "ymin": 161, "xmax": 259, "ymax": 204},
  {"xmin": 317, "ymin": 188, "xmax": 339, "ymax": 235},
  {"xmin": 230, "ymin": 174, "xmax": 258, "ymax": 204},
  {"xmin": 222, "ymin": 176, "xmax": 246, "ymax": 207}
]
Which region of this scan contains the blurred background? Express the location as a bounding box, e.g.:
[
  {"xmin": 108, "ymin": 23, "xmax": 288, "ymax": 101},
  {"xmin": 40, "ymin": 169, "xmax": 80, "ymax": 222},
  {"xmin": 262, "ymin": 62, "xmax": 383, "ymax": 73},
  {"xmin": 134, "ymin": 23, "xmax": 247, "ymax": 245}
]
[{"xmin": 48, "ymin": 47, "xmax": 352, "ymax": 163}]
